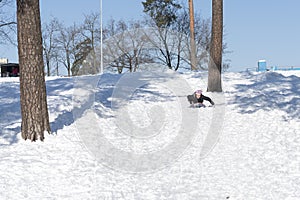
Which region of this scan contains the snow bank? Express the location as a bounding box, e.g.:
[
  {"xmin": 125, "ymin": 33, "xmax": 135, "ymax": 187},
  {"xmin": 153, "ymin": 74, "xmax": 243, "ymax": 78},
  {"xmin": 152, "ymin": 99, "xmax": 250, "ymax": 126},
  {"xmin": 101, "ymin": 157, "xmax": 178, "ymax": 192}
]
[{"xmin": 0, "ymin": 70, "xmax": 299, "ymax": 199}]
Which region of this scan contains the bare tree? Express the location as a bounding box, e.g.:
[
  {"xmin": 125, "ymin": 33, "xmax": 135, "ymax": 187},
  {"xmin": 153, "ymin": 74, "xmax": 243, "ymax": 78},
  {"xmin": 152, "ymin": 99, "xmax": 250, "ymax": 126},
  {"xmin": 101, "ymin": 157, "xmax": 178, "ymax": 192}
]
[
  {"xmin": 102, "ymin": 19, "xmax": 150, "ymax": 73},
  {"xmin": 194, "ymin": 17, "xmax": 211, "ymax": 70},
  {"xmin": 98, "ymin": 4, "xmax": 221, "ymax": 73},
  {"xmin": 208, "ymin": 0, "xmax": 223, "ymax": 92},
  {"xmin": 174, "ymin": 6, "xmax": 214, "ymax": 71},
  {"xmin": 0, "ymin": 0, "xmax": 16, "ymax": 45},
  {"xmin": 115, "ymin": 21, "xmax": 146, "ymax": 72},
  {"xmin": 142, "ymin": 0, "xmax": 184, "ymax": 71},
  {"xmin": 52, "ymin": 51, "xmax": 60, "ymax": 76},
  {"xmin": 172, "ymin": 9, "xmax": 195, "ymax": 70},
  {"xmin": 156, "ymin": 27, "xmax": 184, "ymax": 70},
  {"xmin": 103, "ymin": 27, "xmax": 124, "ymax": 72},
  {"xmin": 56, "ymin": 23, "xmax": 80, "ymax": 76},
  {"xmin": 72, "ymin": 12, "xmax": 100, "ymax": 75},
  {"xmin": 103, "ymin": 16, "xmax": 210, "ymax": 72},
  {"xmin": 17, "ymin": 0, "xmax": 51, "ymax": 141},
  {"xmin": 142, "ymin": 1, "xmax": 223, "ymax": 72},
  {"xmin": 42, "ymin": 18, "xmax": 60, "ymax": 76},
  {"xmin": 81, "ymin": 12, "xmax": 100, "ymax": 52}
]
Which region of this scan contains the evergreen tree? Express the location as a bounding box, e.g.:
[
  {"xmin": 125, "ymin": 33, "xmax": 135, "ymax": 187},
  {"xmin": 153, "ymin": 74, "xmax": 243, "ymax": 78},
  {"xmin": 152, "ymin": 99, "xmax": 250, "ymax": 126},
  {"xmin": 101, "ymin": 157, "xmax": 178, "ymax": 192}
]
[
  {"xmin": 72, "ymin": 38, "xmax": 93, "ymax": 75},
  {"xmin": 142, "ymin": 0, "xmax": 181, "ymax": 28}
]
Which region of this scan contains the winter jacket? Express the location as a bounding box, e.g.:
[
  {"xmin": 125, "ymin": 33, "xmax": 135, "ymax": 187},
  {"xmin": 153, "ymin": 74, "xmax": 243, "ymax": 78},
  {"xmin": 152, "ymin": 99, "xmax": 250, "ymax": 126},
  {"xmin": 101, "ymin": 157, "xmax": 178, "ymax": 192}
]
[{"xmin": 187, "ymin": 93, "xmax": 214, "ymax": 105}]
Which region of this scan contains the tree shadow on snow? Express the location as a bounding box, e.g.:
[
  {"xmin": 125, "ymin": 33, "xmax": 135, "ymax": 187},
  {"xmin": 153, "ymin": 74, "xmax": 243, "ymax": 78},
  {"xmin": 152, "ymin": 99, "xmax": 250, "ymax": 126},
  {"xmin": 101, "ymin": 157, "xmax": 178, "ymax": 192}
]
[
  {"xmin": 45, "ymin": 72, "xmax": 186, "ymax": 134},
  {"xmin": 47, "ymin": 73, "xmax": 177, "ymax": 133},
  {"xmin": 93, "ymin": 72, "xmax": 179, "ymax": 118},
  {"xmin": 45, "ymin": 78, "xmax": 73, "ymax": 133},
  {"xmin": 0, "ymin": 78, "xmax": 76, "ymax": 142},
  {"xmin": 0, "ymin": 81, "xmax": 21, "ymax": 146},
  {"xmin": 228, "ymin": 71, "xmax": 300, "ymax": 121}
]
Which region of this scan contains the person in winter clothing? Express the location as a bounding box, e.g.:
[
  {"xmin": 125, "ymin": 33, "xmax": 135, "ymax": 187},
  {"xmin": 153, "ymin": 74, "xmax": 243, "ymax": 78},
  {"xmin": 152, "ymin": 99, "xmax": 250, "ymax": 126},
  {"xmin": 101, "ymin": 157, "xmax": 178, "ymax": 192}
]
[{"xmin": 187, "ymin": 90, "xmax": 214, "ymax": 107}]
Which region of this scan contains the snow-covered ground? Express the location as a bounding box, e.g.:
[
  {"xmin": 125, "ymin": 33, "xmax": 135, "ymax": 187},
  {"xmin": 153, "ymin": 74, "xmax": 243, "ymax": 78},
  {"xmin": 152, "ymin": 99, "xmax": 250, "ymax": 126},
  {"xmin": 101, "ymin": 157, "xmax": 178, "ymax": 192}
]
[{"xmin": 0, "ymin": 70, "xmax": 299, "ymax": 199}]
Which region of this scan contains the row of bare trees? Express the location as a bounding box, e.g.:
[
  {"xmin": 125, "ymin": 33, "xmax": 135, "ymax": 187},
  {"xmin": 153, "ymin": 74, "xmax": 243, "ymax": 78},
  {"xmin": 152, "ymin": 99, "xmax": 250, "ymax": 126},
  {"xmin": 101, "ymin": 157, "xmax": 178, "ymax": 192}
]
[
  {"xmin": 42, "ymin": 12, "xmax": 100, "ymax": 77},
  {"xmin": 42, "ymin": 12, "xmax": 217, "ymax": 76},
  {"xmin": 100, "ymin": 16, "xmax": 213, "ymax": 74},
  {"xmin": 2, "ymin": 0, "xmax": 227, "ymax": 77}
]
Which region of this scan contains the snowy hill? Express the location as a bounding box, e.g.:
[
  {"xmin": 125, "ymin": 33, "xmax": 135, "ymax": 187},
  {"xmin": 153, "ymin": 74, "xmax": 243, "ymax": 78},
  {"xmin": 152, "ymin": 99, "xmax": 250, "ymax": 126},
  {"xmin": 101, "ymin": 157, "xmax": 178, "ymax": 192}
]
[{"xmin": 0, "ymin": 70, "xmax": 299, "ymax": 199}]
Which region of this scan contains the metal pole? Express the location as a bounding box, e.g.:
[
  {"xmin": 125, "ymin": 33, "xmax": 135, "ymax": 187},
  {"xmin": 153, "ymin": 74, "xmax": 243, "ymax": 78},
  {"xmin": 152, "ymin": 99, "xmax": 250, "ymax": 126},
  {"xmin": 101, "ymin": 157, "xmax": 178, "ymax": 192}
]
[{"xmin": 100, "ymin": 0, "xmax": 103, "ymax": 74}]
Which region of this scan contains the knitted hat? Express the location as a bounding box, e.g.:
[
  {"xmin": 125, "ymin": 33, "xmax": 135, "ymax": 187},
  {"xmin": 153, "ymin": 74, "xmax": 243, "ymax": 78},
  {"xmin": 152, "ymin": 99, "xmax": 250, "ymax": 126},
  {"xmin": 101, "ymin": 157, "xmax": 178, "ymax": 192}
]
[{"xmin": 195, "ymin": 90, "xmax": 202, "ymax": 94}]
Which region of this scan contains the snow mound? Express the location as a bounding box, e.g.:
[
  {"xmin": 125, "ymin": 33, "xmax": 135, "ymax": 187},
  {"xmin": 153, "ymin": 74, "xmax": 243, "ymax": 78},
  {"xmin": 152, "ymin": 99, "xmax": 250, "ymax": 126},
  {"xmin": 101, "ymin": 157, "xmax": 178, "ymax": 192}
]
[{"xmin": 0, "ymin": 71, "xmax": 299, "ymax": 199}]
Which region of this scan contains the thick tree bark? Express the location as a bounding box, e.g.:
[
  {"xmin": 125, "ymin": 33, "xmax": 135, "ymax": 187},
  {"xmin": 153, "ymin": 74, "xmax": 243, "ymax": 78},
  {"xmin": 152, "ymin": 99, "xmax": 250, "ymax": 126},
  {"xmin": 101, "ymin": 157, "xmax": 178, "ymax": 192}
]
[
  {"xmin": 17, "ymin": 0, "xmax": 51, "ymax": 141},
  {"xmin": 208, "ymin": 0, "xmax": 223, "ymax": 92},
  {"xmin": 188, "ymin": 0, "xmax": 197, "ymax": 71}
]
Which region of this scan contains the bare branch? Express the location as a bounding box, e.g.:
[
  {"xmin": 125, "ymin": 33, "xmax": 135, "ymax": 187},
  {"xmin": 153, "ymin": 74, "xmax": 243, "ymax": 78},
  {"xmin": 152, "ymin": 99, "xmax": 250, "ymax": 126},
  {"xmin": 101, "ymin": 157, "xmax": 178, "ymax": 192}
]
[{"xmin": 0, "ymin": 21, "xmax": 16, "ymax": 28}]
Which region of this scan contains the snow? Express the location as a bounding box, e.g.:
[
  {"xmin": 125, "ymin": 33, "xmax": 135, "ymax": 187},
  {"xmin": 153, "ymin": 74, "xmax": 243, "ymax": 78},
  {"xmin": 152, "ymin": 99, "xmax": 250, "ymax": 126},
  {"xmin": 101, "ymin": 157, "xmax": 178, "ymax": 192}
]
[{"xmin": 0, "ymin": 70, "xmax": 299, "ymax": 199}]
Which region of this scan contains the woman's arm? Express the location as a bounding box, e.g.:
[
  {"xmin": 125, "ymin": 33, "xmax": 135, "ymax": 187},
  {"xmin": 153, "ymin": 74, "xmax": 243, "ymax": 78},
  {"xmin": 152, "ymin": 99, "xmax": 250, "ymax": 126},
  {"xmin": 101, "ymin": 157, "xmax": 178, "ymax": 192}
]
[{"xmin": 202, "ymin": 95, "xmax": 215, "ymax": 105}]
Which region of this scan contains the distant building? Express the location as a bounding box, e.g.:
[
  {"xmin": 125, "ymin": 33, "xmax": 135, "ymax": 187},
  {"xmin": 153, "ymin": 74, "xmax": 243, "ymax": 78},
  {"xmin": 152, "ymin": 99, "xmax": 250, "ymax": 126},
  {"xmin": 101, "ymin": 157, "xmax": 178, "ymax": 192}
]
[
  {"xmin": 1, "ymin": 63, "xmax": 20, "ymax": 77},
  {"xmin": 0, "ymin": 58, "xmax": 8, "ymax": 64},
  {"xmin": 257, "ymin": 59, "xmax": 300, "ymax": 71},
  {"xmin": 271, "ymin": 65, "xmax": 300, "ymax": 71},
  {"xmin": 257, "ymin": 60, "xmax": 267, "ymax": 72}
]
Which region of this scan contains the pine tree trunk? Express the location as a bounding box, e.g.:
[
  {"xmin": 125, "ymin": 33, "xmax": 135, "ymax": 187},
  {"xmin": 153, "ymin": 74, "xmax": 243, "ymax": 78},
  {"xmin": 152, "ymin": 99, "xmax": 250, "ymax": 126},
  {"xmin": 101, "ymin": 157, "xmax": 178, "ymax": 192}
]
[
  {"xmin": 188, "ymin": 0, "xmax": 197, "ymax": 71},
  {"xmin": 208, "ymin": 0, "xmax": 223, "ymax": 92},
  {"xmin": 17, "ymin": 0, "xmax": 51, "ymax": 141}
]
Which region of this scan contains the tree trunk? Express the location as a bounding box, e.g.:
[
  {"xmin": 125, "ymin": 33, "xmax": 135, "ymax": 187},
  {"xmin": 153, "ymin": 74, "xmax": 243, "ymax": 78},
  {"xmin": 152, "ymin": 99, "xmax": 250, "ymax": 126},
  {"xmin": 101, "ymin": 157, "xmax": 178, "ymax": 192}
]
[
  {"xmin": 207, "ymin": 0, "xmax": 223, "ymax": 92},
  {"xmin": 66, "ymin": 51, "xmax": 71, "ymax": 77},
  {"xmin": 56, "ymin": 61, "xmax": 59, "ymax": 76},
  {"xmin": 46, "ymin": 56, "xmax": 50, "ymax": 76},
  {"xmin": 17, "ymin": 0, "xmax": 51, "ymax": 141},
  {"xmin": 188, "ymin": 0, "xmax": 197, "ymax": 71}
]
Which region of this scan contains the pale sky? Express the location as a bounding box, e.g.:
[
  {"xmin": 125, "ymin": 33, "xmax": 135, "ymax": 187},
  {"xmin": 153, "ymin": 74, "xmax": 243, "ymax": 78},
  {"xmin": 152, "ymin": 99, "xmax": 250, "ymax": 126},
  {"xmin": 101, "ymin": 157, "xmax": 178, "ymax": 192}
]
[{"xmin": 1, "ymin": 0, "xmax": 300, "ymax": 72}]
